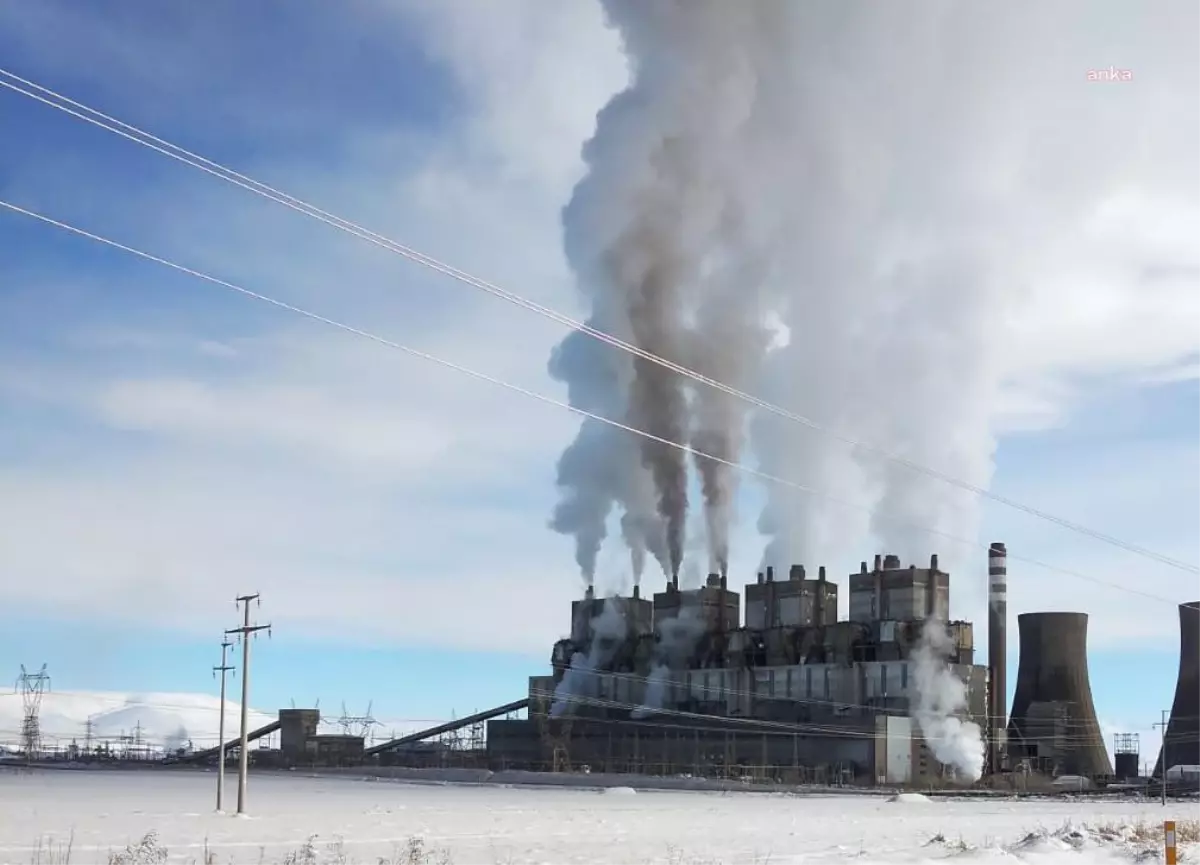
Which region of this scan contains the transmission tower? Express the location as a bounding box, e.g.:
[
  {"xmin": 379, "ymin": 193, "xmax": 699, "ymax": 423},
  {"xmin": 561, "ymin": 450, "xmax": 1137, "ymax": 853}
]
[
  {"xmin": 15, "ymin": 664, "xmax": 51, "ymax": 761},
  {"xmin": 337, "ymin": 701, "xmax": 378, "ymax": 739}
]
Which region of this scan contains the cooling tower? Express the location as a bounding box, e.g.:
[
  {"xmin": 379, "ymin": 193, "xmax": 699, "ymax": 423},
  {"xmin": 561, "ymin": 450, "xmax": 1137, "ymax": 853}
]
[
  {"xmin": 1007, "ymin": 612, "xmax": 1112, "ymax": 777},
  {"xmin": 1153, "ymin": 600, "xmax": 1199, "ymax": 778}
]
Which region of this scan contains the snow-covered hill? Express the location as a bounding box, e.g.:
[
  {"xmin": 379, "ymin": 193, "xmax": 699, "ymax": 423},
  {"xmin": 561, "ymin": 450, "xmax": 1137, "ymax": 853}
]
[
  {"xmin": 0, "ymin": 690, "xmax": 463, "ymax": 755},
  {"xmin": 0, "ymin": 690, "xmax": 276, "ymax": 752}
]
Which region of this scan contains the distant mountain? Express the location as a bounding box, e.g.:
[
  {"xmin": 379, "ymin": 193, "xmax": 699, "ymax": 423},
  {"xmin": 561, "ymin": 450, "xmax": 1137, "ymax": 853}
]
[
  {"xmin": 0, "ymin": 690, "xmax": 462, "ymax": 755},
  {"xmin": 0, "ymin": 690, "xmax": 276, "ymax": 752}
]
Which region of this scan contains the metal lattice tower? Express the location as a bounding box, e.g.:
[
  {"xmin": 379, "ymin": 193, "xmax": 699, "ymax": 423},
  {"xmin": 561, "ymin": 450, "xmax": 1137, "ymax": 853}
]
[
  {"xmin": 337, "ymin": 701, "xmax": 378, "ymax": 739},
  {"xmin": 15, "ymin": 664, "xmax": 51, "ymax": 760}
]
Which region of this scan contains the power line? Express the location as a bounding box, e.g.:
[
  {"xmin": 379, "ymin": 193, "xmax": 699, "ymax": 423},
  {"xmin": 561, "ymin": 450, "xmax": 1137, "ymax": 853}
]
[
  {"xmin": 0, "ymin": 67, "xmax": 1194, "ymax": 577},
  {"xmin": 0, "ymin": 197, "xmax": 1180, "ymax": 607}
]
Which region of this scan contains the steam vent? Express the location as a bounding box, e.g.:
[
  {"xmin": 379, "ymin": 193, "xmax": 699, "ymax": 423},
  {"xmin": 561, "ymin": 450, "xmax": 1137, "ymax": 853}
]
[
  {"xmin": 1007, "ymin": 612, "xmax": 1112, "ymax": 776},
  {"xmin": 1153, "ymin": 600, "xmax": 1200, "ymax": 777}
]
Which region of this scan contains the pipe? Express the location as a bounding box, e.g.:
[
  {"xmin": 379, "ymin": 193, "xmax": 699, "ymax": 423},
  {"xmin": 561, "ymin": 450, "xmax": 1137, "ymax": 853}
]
[{"xmin": 987, "ymin": 542, "xmax": 1007, "ymax": 774}]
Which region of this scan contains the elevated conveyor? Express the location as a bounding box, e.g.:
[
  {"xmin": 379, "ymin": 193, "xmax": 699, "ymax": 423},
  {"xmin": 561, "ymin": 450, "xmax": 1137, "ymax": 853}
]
[
  {"xmin": 365, "ymin": 699, "xmax": 528, "ymax": 757},
  {"xmin": 172, "ymin": 719, "xmax": 282, "ymax": 763}
]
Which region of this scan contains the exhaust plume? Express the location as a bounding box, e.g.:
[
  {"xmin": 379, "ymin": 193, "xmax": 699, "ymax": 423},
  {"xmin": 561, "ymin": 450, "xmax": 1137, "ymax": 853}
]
[
  {"xmin": 632, "ymin": 604, "xmax": 708, "ymax": 718},
  {"xmin": 549, "ymin": 323, "xmax": 667, "ymax": 585},
  {"xmin": 550, "ymin": 598, "xmax": 628, "ymax": 717},
  {"xmin": 910, "ymin": 620, "xmax": 984, "ymax": 782},
  {"xmin": 556, "ymin": 2, "xmax": 795, "ymax": 579}
]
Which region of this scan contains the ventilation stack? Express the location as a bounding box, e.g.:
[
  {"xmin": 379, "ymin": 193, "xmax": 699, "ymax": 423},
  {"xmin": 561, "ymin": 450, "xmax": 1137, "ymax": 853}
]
[
  {"xmin": 1153, "ymin": 600, "xmax": 1200, "ymax": 778},
  {"xmin": 987, "ymin": 542, "xmax": 1007, "ymax": 775},
  {"xmin": 1007, "ymin": 612, "xmax": 1112, "ymax": 777}
]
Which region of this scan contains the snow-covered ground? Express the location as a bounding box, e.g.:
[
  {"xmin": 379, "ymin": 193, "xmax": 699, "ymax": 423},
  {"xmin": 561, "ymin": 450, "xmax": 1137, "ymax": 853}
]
[{"xmin": 2, "ymin": 768, "xmax": 1195, "ymax": 864}]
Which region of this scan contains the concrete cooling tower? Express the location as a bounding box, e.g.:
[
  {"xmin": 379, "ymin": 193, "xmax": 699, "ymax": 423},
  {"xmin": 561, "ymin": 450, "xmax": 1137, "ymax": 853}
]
[
  {"xmin": 1007, "ymin": 612, "xmax": 1113, "ymax": 777},
  {"xmin": 1153, "ymin": 600, "xmax": 1199, "ymax": 778}
]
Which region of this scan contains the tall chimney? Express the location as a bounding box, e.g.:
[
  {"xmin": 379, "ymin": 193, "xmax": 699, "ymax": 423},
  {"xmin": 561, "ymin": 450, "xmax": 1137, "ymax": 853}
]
[
  {"xmin": 815, "ymin": 566, "xmax": 827, "ymax": 628},
  {"xmin": 987, "ymin": 541, "xmax": 1008, "ymax": 775},
  {"xmin": 632, "ymin": 585, "xmax": 640, "ymax": 599},
  {"xmin": 766, "ymin": 566, "xmax": 775, "ymax": 582},
  {"xmin": 585, "ymin": 585, "xmax": 594, "ymax": 600}
]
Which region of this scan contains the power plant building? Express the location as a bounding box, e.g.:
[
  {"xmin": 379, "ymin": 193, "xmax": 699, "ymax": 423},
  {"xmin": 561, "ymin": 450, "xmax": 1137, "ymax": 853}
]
[{"xmin": 488, "ymin": 553, "xmax": 988, "ymax": 784}]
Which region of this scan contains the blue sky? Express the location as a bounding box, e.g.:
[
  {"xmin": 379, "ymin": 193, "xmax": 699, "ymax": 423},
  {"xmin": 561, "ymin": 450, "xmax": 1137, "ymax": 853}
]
[{"xmin": 1, "ymin": 0, "xmax": 1197, "ymax": 769}]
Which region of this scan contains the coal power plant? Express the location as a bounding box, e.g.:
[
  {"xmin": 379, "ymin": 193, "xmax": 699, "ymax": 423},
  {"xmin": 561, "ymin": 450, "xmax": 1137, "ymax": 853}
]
[
  {"xmin": 116, "ymin": 542, "xmax": 1195, "ymax": 793},
  {"xmin": 485, "ymin": 551, "xmax": 990, "ymax": 785},
  {"xmin": 1006, "ymin": 612, "xmax": 1112, "ymax": 777},
  {"xmin": 1154, "ymin": 600, "xmax": 1200, "ymax": 778}
]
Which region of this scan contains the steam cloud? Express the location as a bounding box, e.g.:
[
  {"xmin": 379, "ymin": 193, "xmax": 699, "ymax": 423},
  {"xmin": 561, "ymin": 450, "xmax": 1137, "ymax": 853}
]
[
  {"xmin": 910, "ymin": 620, "xmax": 985, "ymax": 782},
  {"xmin": 552, "ymin": 2, "xmax": 1192, "ymax": 589},
  {"xmin": 552, "ymin": 2, "xmax": 788, "ymax": 583},
  {"xmin": 550, "ymin": 599, "xmax": 628, "ymax": 717},
  {"xmin": 632, "ymin": 604, "xmax": 708, "ymax": 718}
]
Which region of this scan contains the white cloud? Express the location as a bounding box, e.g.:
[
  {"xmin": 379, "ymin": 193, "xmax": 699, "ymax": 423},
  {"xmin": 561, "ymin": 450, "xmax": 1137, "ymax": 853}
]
[{"xmin": 0, "ymin": 0, "xmax": 1195, "ymax": 661}]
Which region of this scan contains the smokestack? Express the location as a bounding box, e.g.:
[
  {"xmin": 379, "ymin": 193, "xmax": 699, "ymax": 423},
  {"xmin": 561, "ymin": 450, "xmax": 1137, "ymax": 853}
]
[
  {"xmin": 632, "ymin": 585, "xmax": 640, "ymax": 599},
  {"xmin": 1154, "ymin": 600, "xmax": 1200, "ymax": 778},
  {"xmin": 756, "ymin": 571, "xmax": 764, "ymax": 584},
  {"xmin": 873, "ymin": 555, "xmax": 883, "ymax": 620},
  {"xmin": 585, "ymin": 585, "xmax": 595, "ymax": 601},
  {"xmin": 815, "ymin": 565, "xmax": 827, "ymax": 629},
  {"xmin": 766, "ymin": 566, "xmax": 774, "ymax": 582},
  {"xmin": 789, "ymin": 564, "xmax": 805, "ymax": 582},
  {"xmin": 987, "ymin": 542, "xmax": 1006, "ymax": 775},
  {"xmin": 719, "ymin": 573, "xmax": 727, "ymax": 591},
  {"xmin": 930, "ymin": 553, "xmax": 939, "ymax": 571},
  {"xmin": 1007, "ymin": 612, "xmax": 1112, "ymax": 777}
]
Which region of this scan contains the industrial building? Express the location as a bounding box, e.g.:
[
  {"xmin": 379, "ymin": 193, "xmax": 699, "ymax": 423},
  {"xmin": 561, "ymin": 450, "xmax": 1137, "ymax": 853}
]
[
  {"xmin": 165, "ymin": 542, "xmax": 1194, "ymax": 791},
  {"xmin": 486, "ymin": 552, "xmax": 988, "ymax": 785}
]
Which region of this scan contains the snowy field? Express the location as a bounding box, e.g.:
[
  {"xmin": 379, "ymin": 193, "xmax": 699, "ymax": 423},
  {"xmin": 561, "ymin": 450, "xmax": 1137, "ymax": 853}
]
[{"xmin": 2, "ymin": 769, "xmax": 1195, "ymax": 865}]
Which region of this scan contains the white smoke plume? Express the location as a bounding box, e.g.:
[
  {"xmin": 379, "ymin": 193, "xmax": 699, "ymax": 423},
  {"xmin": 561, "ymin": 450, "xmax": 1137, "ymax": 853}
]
[
  {"xmin": 554, "ymin": 1, "xmax": 1195, "ymax": 593},
  {"xmin": 632, "ymin": 604, "xmax": 708, "ymax": 718},
  {"xmin": 550, "ymin": 598, "xmax": 628, "ymax": 717},
  {"xmin": 548, "ymin": 325, "xmax": 667, "ymax": 586},
  {"xmin": 910, "ymin": 620, "xmax": 985, "ymax": 782},
  {"xmin": 554, "ymin": 2, "xmax": 797, "ymax": 582}
]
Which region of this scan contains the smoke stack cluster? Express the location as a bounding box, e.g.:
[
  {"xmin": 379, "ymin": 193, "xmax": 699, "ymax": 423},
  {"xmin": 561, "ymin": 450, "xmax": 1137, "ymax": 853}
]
[{"xmin": 987, "ymin": 542, "xmax": 1007, "ymax": 774}]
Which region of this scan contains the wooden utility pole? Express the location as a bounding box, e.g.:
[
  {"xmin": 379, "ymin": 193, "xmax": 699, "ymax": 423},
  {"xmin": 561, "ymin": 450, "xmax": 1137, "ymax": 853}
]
[
  {"xmin": 226, "ymin": 594, "xmax": 271, "ymax": 816},
  {"xmin": 213, "ymin": 639, "xmax": 235, "ymax": 812}
]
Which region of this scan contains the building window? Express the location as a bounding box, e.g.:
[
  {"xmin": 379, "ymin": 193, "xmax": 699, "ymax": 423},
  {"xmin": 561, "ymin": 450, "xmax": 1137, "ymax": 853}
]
[
  {"xmin": 881, "ymin": 664, "xmax": 888, "ymax": 695},
  {"xmin": 901, "ymin": 662, "xmax": 908, "ymax": 690}
]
